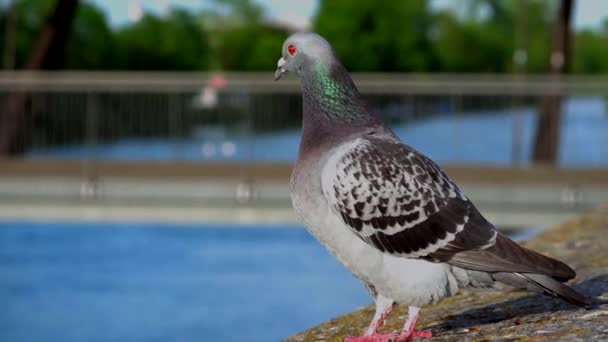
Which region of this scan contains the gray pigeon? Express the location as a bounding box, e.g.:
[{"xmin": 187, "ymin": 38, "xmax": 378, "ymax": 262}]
[{"xmin": 275, "ymin": 32, "xmax": 590, "ymax": 342}]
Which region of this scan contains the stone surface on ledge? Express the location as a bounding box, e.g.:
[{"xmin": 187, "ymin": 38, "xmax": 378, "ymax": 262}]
[{"xmin": 284, "ymin": 205, "xmax": 608, "ymax": 342}]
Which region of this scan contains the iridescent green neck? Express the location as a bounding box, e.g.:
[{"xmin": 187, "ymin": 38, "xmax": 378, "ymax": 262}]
[{"xmin": 301, "ymin": 62, "xmax": 370, "ymax": 123}]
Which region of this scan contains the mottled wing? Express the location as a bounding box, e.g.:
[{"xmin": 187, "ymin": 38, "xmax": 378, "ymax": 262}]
[{"xmin": 321, "ymin": 135, "xmax": 497, "ymax": 259}]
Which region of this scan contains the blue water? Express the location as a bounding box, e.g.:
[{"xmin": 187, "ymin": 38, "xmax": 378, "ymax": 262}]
[
  {"xmin": 0, "ymin": 221, "xmax": 369, "ymax": 342},
  {"xmin": 28, "ymin": 97, "xmax": 608, "ymax": 166}
]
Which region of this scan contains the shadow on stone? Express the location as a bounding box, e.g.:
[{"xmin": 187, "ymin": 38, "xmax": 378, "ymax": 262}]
[{"xmin": 429, "ymin": 273, "xmax": 608, "ymax": 333}]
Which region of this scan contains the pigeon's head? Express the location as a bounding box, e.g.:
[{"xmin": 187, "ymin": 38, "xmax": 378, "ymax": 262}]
[{"xmin": 274, "ymin": 32, "xmax": 336, "ymax": 81}]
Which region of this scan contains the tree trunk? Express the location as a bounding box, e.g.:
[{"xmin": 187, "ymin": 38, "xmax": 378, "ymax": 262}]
[
  {"xmin": 532, "ymin": 0, "xmax": 574, "ymax": 165},
  {"xmin": 0, "ymin": 0, "xmax": 79, "ymax": 156},
  {"xmin": 3, "ymin": 1, "xmax": 16, "ymax": 70}
]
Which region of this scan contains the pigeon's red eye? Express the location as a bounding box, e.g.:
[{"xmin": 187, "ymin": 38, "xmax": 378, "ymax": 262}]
[{"xmin": 287, "ymin": 44, "xmax": 297, "ymax": 56}]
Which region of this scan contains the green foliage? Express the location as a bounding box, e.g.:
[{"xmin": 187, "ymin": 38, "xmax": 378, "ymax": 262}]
[
  {"xmin": 519, "ymin": 0, "xmax": 553, "ymax": 72},
  {"xmin": 1, "ymin": 0, "xmax": 116, "ymax": 70},
  {"xmin": 0, "ymin": 0, "xmax": 210, "ymax": 70},
  {"xmin": 4, "ymin": 0, "xmax": 55, "ymax": 68},
  {"xmin": 433, "ymin": 0, "xmax": 554, "ymax": 73},
  {"xmin": 114, "ymin": 8, "xmax": 209, "ymax": 70},
  {"xmin": 1, "ymin": 0, "xmax": 607, "ymax": 73},
  {"xmin": 213, "ymin": 25, "xmax": 286, "ymax": 71},
  {"xmin": 433, "ymin": 12, "xmax": 511, "ymax": 72},
  {"xmin": 204, "ymin": 0, "xmax": 289, "ymax": 71},
  {"xmin": 64, "ymin": 2, "xmax": 115, "ymax": 70},
  {"xmin": 573, "ymin": 29, "xmax": 608, "ymax": 74},
  {"xmin": 313, "ymin": 0, "xmax": 437, "ymax": 72}
]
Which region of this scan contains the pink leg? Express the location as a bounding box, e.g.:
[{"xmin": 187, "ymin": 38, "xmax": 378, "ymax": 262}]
[
  {"xmin": 398, "ymin": 306, "xmax": 432, "ymax": 340},
  {"xmin": 344, "ymin": 306, "xmax": 432, "ymax": 342},
  {"xmin": 344, "ymin": 303, "xmax": 432, "ymax": 342},
  {"xmin": 344, "ymin": 295, "xmax": 394, "ymax": 342},
  {"xmin": 364, "ymin": 296, "xmax": 394, "ymax": 336}
]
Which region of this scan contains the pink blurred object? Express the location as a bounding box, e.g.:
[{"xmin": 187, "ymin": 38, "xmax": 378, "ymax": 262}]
[
  {"xmin": 193, "ymin": 74, "xmax": 227, "ymax": 109},
  {"xmin": 208, "ymin": 74, "xmax": 227, "ymax": 90}
]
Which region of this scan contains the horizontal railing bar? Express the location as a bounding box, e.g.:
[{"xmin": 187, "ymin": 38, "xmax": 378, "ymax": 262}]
[
  {"xmin": 0, "ymin": 71, "xmax": 607, "ymax": 95},
  {"xmin": 0, "ymin": 160, "xmax": 607, "ymax": 185}
]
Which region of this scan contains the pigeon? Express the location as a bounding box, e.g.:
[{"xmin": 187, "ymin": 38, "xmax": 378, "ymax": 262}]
[{"xmin": 275, "ymin": 32, "xmax": 590, "ymax": 342}]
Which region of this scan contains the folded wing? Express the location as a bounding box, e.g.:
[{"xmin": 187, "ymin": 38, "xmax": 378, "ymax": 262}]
[
  {"xmin": 321, "ymin": 135, "xmax": 577, "ymax": 282},
  {"xmin": 321, "ymin": 135, "xmax": 497, "ymax": 260}
]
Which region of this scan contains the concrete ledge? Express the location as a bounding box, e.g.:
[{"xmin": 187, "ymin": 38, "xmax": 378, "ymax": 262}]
[
  {"xmin": 285, "ymin": 205, "xmax": 608, "ymax": 342},
  {"xmin": 0, "ymin": 173, "xmax": 607, "ymax": 227}
]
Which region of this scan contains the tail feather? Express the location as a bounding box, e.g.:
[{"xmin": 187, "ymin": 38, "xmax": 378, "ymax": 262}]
[
  {"xmin": 519, "ymin": 273, "xmax": 592, "ymax": 308},
  {"xmin": 450, "ymin": 234, "xmax": 576, "ymax": 281},
  {"xmin": 447, "ymin": 233, "xmax": 591, "ymax": 308}
]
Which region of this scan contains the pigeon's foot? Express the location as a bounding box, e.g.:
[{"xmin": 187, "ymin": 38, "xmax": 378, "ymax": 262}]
[
  {"xmin": 343, "ymin": 333, "xmax": 404, "ymax": 342},
  {"xmin": 344, "ymin": 334, "xmax": 386, "ymax": 342},
  {"xmin": 398, "ymin": 306, "xmax": 432, "ymax": 341},
  {"xmin": 345, "ymin": 304, "xmax": 432, "ymax": 342},
  {"xmin": 412, "ymin": 330, "xmax": 432, "ymax": 338},
  {"xmin": 343, "ymin": 331, "xmax": 431, "ymax": 342},
  {"xmin": 404, "ymin": 329, "xmax": 433, "ymax": 340}
]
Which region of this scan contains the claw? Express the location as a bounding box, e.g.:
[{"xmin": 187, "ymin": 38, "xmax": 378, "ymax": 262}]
[
  {"xmin": 411, "ymin": 330, "xmax": 432, "ymax": 339},
  {"xmin": 343, "ymin": 330, "xmax": 431, "ymax": 342},
  {"xmin": 343, "ymin": 333, "xmax": 402, "ymax": 342}
]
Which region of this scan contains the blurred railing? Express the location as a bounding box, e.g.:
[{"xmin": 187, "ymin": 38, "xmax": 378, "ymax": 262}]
[
  {"xmin": 2, "ymin": 71, "xmax": 608, "ymax": 94},
  {"xmin": 0, "ymin": 72, "xmax": 606, "ymax": 225},
  {"xmin": 0, "ymin": 71, "xmax": 606, "ymax": 167}
]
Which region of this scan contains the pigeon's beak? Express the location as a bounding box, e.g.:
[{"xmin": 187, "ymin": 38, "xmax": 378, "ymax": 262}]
[{"xmin": 274, "ymin": 57, "xmax": 286, "ymax": 81}]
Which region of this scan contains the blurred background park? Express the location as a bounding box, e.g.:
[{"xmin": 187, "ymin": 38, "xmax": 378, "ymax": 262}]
[{"xmin": 0, "ymin": 0, "xmax": 607, "ymax": 341}]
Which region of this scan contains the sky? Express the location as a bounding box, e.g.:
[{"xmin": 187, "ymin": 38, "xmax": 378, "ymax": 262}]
[{"xmin": 91, "ymin": 0, "xmax": 608, "ymax": 31}]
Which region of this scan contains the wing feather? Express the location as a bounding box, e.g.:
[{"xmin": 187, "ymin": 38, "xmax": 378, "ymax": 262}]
[
  {"xmin": 321, "ymin": 135, "xmax": 578, "ymax": 283},
  {"xmin": 321, "ymin": 135, "xmax": 496, "ymax": 259}
]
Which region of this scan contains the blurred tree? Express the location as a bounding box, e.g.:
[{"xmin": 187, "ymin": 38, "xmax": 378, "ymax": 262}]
[
  {"xmin": 433, "ymin": 0, "xmax": 553, "ymax": 73},
  {"xmin": 313, "ymin": 0, "xmax": 437, "ymax": 72},
  {"xmin": 523, "ymin": 1, "xmax": 554, "ymax": 72},
  {"xmin": 572, "ymin": 29, "xmax": 608, "ymax": 74},
  {"xmin": 434, "ymin": 1, "xmax": 511, "ymax": 72},
  {"xmin": 211, "ymin": 0, "xmax": 264, "ymax": 23},
  {"xmin": 212, "ymin": 25, "xmax": 286, "ymax": 70},
  {"xmin": 205, "ymin": 0, "xmax": 289, "ymax": 71},
  {"xmin": 114, "ymin": 8, "xmax": 209, "ymax": 70},
  {"xmin": 433, "ymin": 11, "xmax": 510, "ymax": 72},
  {"xmin": 0, "ymin": 0, "xmax": 113, "ymax": 70},
  {"xmin": 0, "ymin": 0, "xmax": 605, "ymax": 74},
  {"xmin": 2, "ymin": 0, "xmax": 16, "ymax": 69},
  {"xmin": 533, "ymin": 0, "xmax": 573, "ymax": 165},
  {"xmin": 0, "ymin": 0, "xmax": 79, "ymax": 156},
  {"xmin": 2, "ymin": 0, "xmax": 55, "ymax": 69},
  {"xmin": 64, "ymin": 2, "xmax": 114, "ymax": 69}
]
